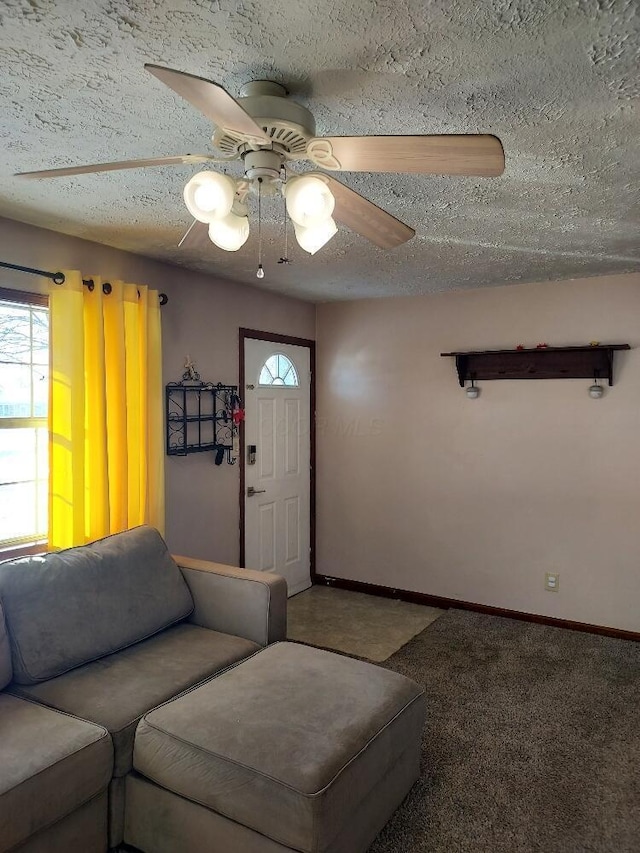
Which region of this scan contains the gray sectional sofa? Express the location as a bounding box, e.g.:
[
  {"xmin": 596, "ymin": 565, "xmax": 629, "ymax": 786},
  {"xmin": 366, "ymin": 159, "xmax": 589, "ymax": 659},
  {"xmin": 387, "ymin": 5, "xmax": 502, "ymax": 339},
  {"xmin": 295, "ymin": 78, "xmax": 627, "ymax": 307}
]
[
  {"xmin": 1, "ymin": 525, "xmax": 425, "ymax": 853},
  {"xmin": 0, "ymin": 526, "xmax": 287, "ymax": 852}
]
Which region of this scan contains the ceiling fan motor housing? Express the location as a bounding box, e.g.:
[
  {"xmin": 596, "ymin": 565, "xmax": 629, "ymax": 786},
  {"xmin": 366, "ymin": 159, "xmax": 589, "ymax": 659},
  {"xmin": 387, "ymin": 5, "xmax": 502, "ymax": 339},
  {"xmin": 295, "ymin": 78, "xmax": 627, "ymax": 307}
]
[
  {"xmin": 243, "ymin": 149, "xmax": 283, "ymax": 181},
  {"xmin": 213, "ymin": 80, "xmax": 316, "ymax": 159}
]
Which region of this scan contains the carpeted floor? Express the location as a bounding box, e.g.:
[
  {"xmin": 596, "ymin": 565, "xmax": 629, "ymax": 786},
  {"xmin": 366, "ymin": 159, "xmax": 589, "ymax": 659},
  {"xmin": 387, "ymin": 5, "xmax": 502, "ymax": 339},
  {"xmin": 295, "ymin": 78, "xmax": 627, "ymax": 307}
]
[{"xmin": 368, "ymin": 609, "xmax": 640, "ymax": 853}]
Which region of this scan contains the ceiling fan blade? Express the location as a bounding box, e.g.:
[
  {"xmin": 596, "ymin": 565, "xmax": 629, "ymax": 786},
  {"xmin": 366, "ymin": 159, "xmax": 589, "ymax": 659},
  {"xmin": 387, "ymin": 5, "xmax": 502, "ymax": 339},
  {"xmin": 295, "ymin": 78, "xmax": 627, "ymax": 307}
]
[
  {"xmin": 145, "ymin": 64, "xmax": 271, "ymax": 144},
  {"xmin": 313, "ymin": 173, "xmax": 414, "ymax": 249},
  {"xmin": 16, "ymin": 154, "xmax": 220, "ymax": 180},
  {"xmin": 178, "ymin": 219, "xmax": 210, "ymax": 250},
  {"xmin": 307, "ymin": 135, "xmax": 505, "ymax": 177}
]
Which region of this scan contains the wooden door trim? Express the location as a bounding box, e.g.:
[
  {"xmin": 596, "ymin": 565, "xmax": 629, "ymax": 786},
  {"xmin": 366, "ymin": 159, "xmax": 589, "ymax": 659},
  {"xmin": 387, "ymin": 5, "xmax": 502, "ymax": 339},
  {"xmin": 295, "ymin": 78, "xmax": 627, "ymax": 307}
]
[{"xmin": 239, "ymin": 328, "xmax": 316, "ymax": 579}]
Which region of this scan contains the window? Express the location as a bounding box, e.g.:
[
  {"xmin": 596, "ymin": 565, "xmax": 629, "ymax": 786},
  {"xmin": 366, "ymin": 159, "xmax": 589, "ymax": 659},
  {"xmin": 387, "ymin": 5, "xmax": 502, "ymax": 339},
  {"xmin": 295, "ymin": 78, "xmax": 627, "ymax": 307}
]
[
  {"xmin": 259, "ymin": 353, "xmax": 299, "ymax": 387},
  {"xmin": 0, "ymin": 288, "xmax": 49, "ymax": 551}
]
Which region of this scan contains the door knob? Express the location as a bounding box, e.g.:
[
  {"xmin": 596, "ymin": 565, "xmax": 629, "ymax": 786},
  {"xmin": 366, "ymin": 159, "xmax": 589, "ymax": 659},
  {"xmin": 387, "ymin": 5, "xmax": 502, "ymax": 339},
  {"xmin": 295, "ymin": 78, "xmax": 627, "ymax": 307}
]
[{"xmin": 247, "ymin": 486, "xmax": 266, "ymax": 496}]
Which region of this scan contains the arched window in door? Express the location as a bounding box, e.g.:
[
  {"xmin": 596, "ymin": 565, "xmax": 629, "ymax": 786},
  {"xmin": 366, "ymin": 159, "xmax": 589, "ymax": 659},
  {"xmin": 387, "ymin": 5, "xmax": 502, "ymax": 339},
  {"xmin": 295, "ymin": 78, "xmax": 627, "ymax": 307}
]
[{"xmin": 259, "ymin": 353, "xmax": 299, "ymax": 387}]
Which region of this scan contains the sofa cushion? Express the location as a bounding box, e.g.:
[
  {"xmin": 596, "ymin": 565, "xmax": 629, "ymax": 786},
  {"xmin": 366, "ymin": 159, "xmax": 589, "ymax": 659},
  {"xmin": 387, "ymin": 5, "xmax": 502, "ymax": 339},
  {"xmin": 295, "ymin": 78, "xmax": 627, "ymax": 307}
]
[
  {"xmin": 0, "ymin": 694, "xmax": 112, "ymax": 851},
  {"xmin": 10, "ymin": 622, "xmax": 259, "ymax": 777},
  {"xmin": 0, "ymin": 525, "xmax": 194, "ymax": 684},
  {"xmin": 133, "ymin": 642, "xmax": 426, "ymax": 853},
  {"xmin": 0, "ymin": 601, "xmax": 11, "ymax": 690},
  {"xmin": 13, "ymin": 791, "xmax": 108, "ymax": 853}
]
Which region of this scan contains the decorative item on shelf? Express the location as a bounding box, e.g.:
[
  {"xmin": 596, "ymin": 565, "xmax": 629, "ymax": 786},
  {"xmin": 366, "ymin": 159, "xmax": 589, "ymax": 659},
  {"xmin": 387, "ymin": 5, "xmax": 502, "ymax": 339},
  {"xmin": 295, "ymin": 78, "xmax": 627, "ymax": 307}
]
[
  {"xmin": 516, "ymin": 344, "xmax": 525, "ymax": 351},
  {"xmin": 465, "ymin": 378, "xmax": 480, "ymax": 399},
  {"xmin": 182, "ymin": 355, "xmax": 200, "ymax": 383},
  {"xmin": 165, "ymin": 376, "xmax": 242, "ymax": 463},
  {"xmin": 535, "ymin": 343, "xmax": 548, "ymax": 349},
  {"xmin": 589, "ymin": 341, "xmax": 600, "ymax": 347}
]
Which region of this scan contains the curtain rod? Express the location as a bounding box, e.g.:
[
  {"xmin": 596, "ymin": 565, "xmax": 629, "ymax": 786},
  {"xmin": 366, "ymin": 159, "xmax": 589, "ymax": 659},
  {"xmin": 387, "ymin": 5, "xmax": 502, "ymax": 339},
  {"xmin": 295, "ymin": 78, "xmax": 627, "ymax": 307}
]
[{"xmin": 0, "ymin": 260, "xmax": 168, "ymax": 305}]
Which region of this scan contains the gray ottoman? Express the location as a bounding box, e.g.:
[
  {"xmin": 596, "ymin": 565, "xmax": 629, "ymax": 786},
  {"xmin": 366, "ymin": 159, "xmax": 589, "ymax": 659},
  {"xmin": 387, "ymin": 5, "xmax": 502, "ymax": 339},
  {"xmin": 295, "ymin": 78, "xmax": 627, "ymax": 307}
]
[{"xmin": 125, "ymin": 642, "xmax": 425, "ymax": 853}]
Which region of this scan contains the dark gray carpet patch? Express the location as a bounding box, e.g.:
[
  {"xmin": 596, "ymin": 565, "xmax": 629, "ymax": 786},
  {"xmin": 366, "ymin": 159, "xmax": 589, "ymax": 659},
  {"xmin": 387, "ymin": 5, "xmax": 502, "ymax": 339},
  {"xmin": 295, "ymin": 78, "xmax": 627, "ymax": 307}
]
[{"xmin": 370, "ymin": 609, "xmax": 640, "ymax": 853}]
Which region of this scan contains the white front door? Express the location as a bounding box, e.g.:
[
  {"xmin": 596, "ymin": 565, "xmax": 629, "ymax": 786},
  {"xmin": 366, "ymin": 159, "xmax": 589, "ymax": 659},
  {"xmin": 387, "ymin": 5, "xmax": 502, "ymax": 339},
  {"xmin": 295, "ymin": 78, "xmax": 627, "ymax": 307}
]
[{"xmin": 244, "ymin": 338, "xmax": 311, "ymax": 597}]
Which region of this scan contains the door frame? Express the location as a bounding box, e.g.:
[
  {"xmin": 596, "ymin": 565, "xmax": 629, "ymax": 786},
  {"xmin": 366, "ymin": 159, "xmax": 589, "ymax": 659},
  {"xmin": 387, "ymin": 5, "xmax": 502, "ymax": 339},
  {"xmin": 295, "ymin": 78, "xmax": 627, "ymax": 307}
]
[{"xmin": 238, "ymin": 328, "xmax": 316, "ymax": 582}]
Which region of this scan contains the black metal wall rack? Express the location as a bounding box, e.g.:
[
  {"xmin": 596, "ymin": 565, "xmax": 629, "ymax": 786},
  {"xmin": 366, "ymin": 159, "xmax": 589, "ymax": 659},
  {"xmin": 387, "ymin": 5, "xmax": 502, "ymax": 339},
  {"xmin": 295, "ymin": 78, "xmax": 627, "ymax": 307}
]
[{"xmin": 165, "ymin": 381, "xmax": 238, "ymax": 462}]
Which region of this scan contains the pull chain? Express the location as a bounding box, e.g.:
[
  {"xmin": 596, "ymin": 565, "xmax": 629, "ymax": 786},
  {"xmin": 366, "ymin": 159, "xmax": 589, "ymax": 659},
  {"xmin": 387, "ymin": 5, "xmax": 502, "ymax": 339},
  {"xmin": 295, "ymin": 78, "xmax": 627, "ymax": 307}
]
[
  {"xmin": 256, "ymin": 178, "xmax": 264, "ymax": 279},
  {"xmin": 278, "ymin": 185, "xmax": 291, "ymax": 265}
]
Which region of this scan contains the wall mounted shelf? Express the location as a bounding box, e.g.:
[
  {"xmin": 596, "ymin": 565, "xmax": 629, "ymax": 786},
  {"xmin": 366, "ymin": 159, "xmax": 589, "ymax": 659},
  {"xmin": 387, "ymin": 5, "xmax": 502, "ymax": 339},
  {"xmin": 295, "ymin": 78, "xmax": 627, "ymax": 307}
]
[
  {"xmin": 165, "ymin": 381, "xmax": 238, "ymax": 460},
  {"xmin": 441, "ymin": 344, "xmax": 630, "ymax": 387}
]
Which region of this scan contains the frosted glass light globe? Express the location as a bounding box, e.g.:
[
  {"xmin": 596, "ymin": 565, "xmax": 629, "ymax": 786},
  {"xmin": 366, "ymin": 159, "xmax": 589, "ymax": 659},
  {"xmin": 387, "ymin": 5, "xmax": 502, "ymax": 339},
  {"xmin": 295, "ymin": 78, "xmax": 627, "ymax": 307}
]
[
  {"xmin": 194, "ymin": 183, "xmax": 225, "ymax": 212},
  {"xmin": 184, "ymin": 172, "xmax": 236, "ymax": 223},
  {"xmin": 588, "ymin": 383, "xmax": 603, "ymax": 398},
  {"xmin": 208, "ymin": 212, "xmax": 250, "ymax": 251},
  {"xmin": 294, "ymin": 217, "xmax": 338, "ymax": 255},
  {"xmin": 285, "ymin": 176, "xmax": 335, "ymax": 228}
]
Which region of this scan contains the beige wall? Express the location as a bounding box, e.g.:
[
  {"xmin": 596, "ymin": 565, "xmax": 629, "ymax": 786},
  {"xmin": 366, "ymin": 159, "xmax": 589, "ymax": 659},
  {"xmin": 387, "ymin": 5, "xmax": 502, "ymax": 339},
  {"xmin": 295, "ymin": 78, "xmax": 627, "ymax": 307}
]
[
  {"xmin": 4, "ymin": 216, "xmax": 638, "ymax": 631},
  {"xmin": 316, "ymin": 273, "xmax": 640, "ymax": 632},
  {"xmin": 0, "ymin": 217, "xmax": 315, "ymax": 563}
]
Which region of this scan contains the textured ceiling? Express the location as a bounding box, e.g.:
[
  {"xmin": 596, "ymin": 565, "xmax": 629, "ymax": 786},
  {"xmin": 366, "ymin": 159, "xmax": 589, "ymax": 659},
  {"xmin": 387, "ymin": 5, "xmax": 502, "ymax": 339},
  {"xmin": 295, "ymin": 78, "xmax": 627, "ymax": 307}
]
[{"xmin": 0, "ymin": 0, "xmax": 638, "ymax": 301}]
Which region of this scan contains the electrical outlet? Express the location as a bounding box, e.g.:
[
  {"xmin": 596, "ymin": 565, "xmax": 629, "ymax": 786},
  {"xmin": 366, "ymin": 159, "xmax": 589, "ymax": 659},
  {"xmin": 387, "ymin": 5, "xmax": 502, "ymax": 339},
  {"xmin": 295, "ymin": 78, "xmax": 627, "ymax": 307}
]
[{"xmin": 545, "ymin": 572, "xmax": 559, "ymax": 592}]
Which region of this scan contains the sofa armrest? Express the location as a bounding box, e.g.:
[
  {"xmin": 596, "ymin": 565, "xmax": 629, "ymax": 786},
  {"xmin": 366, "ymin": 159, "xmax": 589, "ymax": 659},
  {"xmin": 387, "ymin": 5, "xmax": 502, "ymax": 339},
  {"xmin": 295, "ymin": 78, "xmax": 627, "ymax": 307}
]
[{"xmin": 173, "ymin": 556, "xmax": 287, "ymax": 647}]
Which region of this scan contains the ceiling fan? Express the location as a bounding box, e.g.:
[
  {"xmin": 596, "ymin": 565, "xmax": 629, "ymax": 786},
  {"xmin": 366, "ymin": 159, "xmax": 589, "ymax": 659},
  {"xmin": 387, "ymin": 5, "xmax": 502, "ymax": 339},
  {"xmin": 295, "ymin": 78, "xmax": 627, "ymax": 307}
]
[{"xmin": 17, "ymin": 65, "xmax": 505, "ymax": 263}]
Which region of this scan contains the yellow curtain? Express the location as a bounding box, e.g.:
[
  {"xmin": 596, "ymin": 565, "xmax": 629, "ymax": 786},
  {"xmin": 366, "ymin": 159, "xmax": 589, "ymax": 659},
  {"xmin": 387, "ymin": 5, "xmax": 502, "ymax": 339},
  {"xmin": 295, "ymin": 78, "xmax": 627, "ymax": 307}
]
[{"xmin": 48, "ymin": 270, "xmax": 164, "ymax": 549}]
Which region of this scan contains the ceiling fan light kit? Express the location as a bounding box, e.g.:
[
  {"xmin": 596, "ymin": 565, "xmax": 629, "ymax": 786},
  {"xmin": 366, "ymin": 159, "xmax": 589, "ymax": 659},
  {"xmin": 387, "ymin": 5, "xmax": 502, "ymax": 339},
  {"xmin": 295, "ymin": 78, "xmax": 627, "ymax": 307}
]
[
  {"xmin": 184, "ymin": 168, "xmax": 339, "ymax": 255},
  {"xmin": 208, "ymin": 209, "xmax": 250, "ymax": 251},
  {"xmin": 284, "ymin": 175, "xmax": 336, "ymax": 228},
  {"xmin": 16, "ymin": 64, "xmax": 506, "ymax": 270},
  {"xmin": 294, "ymin": 217, "xmax": 338, "ymax": 255},
  {"xmin": 183, "ymin": 171, "xmax": 236, "ymax": 223}
]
